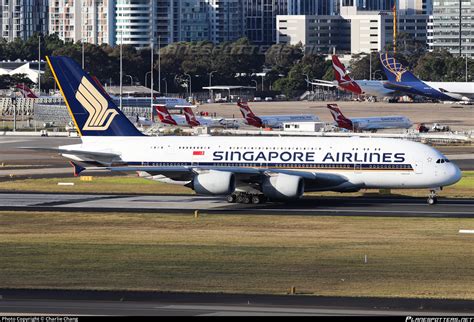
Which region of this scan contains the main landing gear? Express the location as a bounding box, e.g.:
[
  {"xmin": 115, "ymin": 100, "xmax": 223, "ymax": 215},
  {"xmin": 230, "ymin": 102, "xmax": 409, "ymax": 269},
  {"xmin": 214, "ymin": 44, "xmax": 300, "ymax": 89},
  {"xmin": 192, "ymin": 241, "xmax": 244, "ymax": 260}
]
[
  {"xmin": 427, "ymin": 189, "xmax": 438, "ymax": 205},
  {"xmin": 226, "ymin": 193, "xmax": 267, "ymax": 204}
]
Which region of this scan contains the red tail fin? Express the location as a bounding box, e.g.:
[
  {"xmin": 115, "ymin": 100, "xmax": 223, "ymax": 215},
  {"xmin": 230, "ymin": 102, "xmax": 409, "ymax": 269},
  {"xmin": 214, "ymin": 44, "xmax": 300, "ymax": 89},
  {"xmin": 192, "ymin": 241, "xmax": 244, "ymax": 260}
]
[
  {"xmin": 326, "ymin": 104, "xmax": 353, "ymax": 130},
  {"xmin": 331, "ymin": 55, "xmax": 362, "ymax": 95},
  {"xmin": 237, "ymin": 101, "xmax": 263, "ymax": 128},
  {"xmin": 16, "ymin": 84, "xmax": 38, "ymax": 98},
  {"xmin": 183, "ymin": 107, "xmax": 201, "ymax": 127},
  {"xmin": 155, "ymin": 105, "xmax": 178, "ymax": 126}
]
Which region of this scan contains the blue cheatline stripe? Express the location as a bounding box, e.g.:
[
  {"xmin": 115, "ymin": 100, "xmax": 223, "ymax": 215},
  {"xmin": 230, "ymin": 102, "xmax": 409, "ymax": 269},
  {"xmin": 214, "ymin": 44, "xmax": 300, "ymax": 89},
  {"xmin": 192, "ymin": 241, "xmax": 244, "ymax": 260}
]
[{"xmin": 124, "ymin": 161, "xmax": 414, "ymax": 170}]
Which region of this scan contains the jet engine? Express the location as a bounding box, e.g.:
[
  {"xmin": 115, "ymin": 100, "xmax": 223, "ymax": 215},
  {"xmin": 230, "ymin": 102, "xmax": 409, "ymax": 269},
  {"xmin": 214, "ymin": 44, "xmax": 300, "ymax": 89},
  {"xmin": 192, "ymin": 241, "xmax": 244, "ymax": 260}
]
[
  {"xmin": 190, "ymin": 170, "xmax": 236, "ymax": 195},
  {"xmin": 262, "ymin": 173, "xmax": 304, "ymax": 199}
]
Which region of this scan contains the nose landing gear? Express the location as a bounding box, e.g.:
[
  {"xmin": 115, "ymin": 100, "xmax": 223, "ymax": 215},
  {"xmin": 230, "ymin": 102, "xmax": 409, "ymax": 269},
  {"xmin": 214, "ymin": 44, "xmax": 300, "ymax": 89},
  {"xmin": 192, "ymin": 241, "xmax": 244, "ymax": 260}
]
[{"xmin": 427, "ymin": 189, "xmax": 438, "ymax": 205}]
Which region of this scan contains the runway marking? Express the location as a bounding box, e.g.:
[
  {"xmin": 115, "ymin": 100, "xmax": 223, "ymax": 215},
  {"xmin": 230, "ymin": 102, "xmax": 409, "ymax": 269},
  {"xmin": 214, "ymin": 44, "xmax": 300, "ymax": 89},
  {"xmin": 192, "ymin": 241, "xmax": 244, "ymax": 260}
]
[
  {"xmin": 459, "ymin": 230, "xmax": 474, "ymax": 234},
  {"xmin": 0, "ymin": 139, "xmax": 29, "ymax": 144},
  {"xmin": 160, "ymin": 305, "xmax": 459, "ymax": 316}
]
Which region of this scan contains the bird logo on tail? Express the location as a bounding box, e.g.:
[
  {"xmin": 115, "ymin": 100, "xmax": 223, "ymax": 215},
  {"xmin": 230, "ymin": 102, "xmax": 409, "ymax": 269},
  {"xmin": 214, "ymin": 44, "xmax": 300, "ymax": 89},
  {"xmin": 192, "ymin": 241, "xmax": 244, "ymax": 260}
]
[{"xmin": 75, "ymin": 76, "xmax": 118, "ymax": 131}]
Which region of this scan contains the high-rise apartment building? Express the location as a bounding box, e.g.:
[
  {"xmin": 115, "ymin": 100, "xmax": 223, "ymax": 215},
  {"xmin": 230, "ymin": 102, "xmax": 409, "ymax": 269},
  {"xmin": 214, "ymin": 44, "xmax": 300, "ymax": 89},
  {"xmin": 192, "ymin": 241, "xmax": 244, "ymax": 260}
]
[
  {"xmin": 245, "ymin": 0, "xmax": 288, "ymax": 45},
  {"xmin": 49, "ymin": 0, "xmax": 114, "ymax": 45},
  {"xmin": 49, "ymin": 0, "xmax": 81, "ymax": 42},
  {"xmin": 82, "ymin": 0, "xmax": 115, "ymax": 45},
  {"xmin": 287, "ymin": 0, "xmax": 335, "ymax": 15},
  {"xmin": 1, "ymin": 0, "xmax": 48, "ymax": 41},
  {"xmin": 431, "ymin": 0, "xmax": 473, "ymax": 57}
]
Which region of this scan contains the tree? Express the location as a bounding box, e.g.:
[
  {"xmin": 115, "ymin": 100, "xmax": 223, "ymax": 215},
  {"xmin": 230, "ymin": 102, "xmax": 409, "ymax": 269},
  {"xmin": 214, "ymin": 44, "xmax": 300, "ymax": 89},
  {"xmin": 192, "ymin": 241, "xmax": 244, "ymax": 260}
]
[
  {"xmin": 265, "ymin": 43, "xmax": 303, "ymax": 75},
  {"xmin": 348, "ymin": 52, "xmax": 385, "ymax": 80},
  {"xmin": 0, "ymin": 74, "xmax": 33, "ymax": 89}
]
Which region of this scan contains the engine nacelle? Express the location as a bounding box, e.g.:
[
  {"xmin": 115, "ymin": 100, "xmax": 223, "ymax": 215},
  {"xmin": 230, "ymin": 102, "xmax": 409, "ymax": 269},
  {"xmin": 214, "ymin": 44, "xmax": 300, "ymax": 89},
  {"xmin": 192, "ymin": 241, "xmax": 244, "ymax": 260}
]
[
  {"xmin": 262, "ymin": 173, "xmax": 304, "ymax": 199},
  {"xmin": 191, "ymin": 170, "xmax": 236, "ymax": 195}
]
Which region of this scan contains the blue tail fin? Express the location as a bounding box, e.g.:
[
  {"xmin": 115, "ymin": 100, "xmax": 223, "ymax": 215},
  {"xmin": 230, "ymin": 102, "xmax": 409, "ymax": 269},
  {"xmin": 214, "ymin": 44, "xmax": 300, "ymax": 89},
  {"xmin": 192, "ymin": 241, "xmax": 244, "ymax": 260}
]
[
  {"xmin": 379, "ymin": 53, "xmax": 421, "ymax": 83},
  {"xmin": 47, "ymin": 56, "xmax": 144, "ymax": 136}
]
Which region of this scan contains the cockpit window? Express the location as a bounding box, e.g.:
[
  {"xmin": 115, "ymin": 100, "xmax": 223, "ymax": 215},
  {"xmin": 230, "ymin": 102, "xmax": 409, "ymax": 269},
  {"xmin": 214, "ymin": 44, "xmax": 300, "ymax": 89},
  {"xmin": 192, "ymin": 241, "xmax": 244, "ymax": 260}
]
[{"xmin": 436, "ymin": 159, "xmax": 450, "ymax": 164}]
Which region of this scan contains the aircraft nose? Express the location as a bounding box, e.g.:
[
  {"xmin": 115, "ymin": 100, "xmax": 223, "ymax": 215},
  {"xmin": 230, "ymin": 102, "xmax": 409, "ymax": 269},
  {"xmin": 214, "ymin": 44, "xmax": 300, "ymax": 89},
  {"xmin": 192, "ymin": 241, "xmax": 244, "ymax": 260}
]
[{"xmin": 445, "ymin": 162, "xmax": 462, "ymax": 186}]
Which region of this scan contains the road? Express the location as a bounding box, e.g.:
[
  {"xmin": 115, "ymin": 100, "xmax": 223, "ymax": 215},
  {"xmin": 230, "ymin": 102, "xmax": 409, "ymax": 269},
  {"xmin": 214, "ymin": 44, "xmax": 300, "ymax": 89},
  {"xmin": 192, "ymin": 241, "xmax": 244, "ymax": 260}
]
[{"xmin": 1, "ymin": 192, "xmax": 473, "ymax": 217}]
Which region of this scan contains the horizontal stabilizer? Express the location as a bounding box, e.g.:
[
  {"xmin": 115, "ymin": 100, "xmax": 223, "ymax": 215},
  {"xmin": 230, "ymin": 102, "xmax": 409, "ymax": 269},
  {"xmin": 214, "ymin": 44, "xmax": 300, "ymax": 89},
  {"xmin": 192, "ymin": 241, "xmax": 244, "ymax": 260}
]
[{"xmin": 19, "ymin": 147, "xmax": 121, "ymax": 165}]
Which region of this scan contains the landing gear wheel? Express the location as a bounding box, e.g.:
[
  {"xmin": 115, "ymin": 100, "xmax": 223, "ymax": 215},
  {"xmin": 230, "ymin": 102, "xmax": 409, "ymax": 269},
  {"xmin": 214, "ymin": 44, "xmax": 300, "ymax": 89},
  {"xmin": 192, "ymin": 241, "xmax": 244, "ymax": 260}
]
[
  {"xmin": 242, "ymin": 195, "xmax": 251, "ymax": 204},
  {"xmin": 427, "ymin": 196, "xmax": 438, "ymax": 205},
  {"xmin": 236, "ymin": 194, "xmax": 244, "ymax": 203},
  {"xmin": 427, "ymin": 190, "xmax": 438, "ymax": 205},
  {"xmin": 251, "ymin": 195, "xmax": 261, "ymax": 204},
  {"xmin": 226, "ymin": 194, "xmax": 236, "ymax": 203}
]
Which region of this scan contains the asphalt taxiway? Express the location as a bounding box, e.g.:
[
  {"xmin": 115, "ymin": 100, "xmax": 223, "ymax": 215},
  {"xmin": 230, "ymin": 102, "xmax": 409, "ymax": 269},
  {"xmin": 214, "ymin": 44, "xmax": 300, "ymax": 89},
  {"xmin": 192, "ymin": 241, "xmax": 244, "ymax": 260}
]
[
  {"xmin": 0, "ymin": 290, "xmax": 473, "ymax": 316},
  {"xmin": 1, "ymin": 192, "xmax": 473, "ymax": 217}
]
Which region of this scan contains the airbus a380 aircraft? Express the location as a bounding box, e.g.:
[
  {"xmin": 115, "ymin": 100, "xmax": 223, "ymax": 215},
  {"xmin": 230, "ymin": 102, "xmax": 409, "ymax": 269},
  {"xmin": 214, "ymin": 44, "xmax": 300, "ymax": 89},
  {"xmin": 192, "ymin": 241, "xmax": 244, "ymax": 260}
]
[
  {"xmin": 326, "ymin": 104, "xmax": 412, "ymax": 132},
  {"xmin": 237, "ymin": 101, "xmax": 319, "ymax": 128},
  {"xmin": 31, "ymin": 56, "xmax": 461, "ymax": 205}
]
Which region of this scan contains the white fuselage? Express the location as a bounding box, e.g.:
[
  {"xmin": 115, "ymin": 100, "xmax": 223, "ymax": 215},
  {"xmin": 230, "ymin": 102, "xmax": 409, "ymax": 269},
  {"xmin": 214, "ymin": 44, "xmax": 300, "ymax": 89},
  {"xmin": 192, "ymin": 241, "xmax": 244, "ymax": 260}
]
[
  {"xmin": 162, "ymin": 114, "xmax": 227, "ymax": 127},
  {"xmin": 62, "ymin": 136, "xmax": 461, "ymax": 191},
  {"xmin": 356, "ymin": 80, "xmax": 395, "ymax": 98},
  {"xmin": 352, "ymin": 116, "xmax": 413, "ymax": 130},
  {"xmin": 259, "ymin": 115, "xmax": 320, "ymax": 128},
  {"xmin": 424, "ymin": 82, "xmax": 474, "ymax": 100}
]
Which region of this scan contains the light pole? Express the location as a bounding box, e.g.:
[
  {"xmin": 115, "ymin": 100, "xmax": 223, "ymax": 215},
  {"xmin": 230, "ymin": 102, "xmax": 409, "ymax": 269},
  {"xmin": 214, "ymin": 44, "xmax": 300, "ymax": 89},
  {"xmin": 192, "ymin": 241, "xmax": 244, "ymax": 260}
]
[
  {"xmin": 145, "ymin": 71, "xmax": 151, "ymax": 88},
  {"xmin": 466, "ymin": 55, "xmax": 469, "ymax": 82},
  {"xmin": 158, "ymin": 35, "xmax": 161, "ymax": 93},
  {"xmin": 208, "ymin": 70, "xmax": 217, "ymax": 100},
  {"xmin": 82, "ymin": 4, "xmax": 85, "ymax": 69},
  {"xmin": 369, "ymin": 52, "xmax": 372, "ymax": 80},
  {"xmin": 126, "ymin": 74, "xmax": 133, "ymax": 86},
  {"xmin": 162, "ymin": 78, "xmax": 167, "ymax": 95},
  {"xmin": 251, "ymin": 80, "xmax": 257, "ymax": 90},
  {"xmin": 184, "ymin": 73, "xmax": 192, "ymax": 99},
  {"xmin": 119, "ymin": 30, "xmax": 123, "ymax": 110},
  {"xmin": 38, "ymin": 35, "xmax": 41, "ymax": 96}
]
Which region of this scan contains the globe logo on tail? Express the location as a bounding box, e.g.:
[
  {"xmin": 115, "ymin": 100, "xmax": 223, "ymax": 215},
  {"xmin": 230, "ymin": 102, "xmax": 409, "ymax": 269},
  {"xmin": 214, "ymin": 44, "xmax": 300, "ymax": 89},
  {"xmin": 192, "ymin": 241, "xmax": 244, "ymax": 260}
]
[{"xmin": 380, "ymin": 53, "xmax": 408, "ymax": 82}]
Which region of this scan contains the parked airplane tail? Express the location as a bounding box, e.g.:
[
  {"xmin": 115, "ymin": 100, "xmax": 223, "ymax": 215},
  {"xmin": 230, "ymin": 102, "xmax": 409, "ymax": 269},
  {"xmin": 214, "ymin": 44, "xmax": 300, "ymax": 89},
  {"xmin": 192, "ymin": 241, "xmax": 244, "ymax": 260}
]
[
  {"xmin": 46, "ymin": 56, "xmax": 143, "ymax": 137},
  {"xmin": 16, "ymin": 84, "xmax": 38, "ymax": 98},
  {"xmin": 326, "ymin": 104, "xmax": 353, "ymax": 130},
  {"xmin": 331, "ymin": 55, "xmax": 362, "ymax": 95},
  {"xmin": 379, "ymin": 53, "xmax": 420, "ymax": 83},
  {"xmin": 155, "ymin": 105, "xmax": 178, "ymax": 126},
  {"xmin": 237, "ymin": 101, "xmax": 263, "ymax": 127},
  {"xmin": 183, "ymin": 107, "xmax": 201, "ymax": 127}
]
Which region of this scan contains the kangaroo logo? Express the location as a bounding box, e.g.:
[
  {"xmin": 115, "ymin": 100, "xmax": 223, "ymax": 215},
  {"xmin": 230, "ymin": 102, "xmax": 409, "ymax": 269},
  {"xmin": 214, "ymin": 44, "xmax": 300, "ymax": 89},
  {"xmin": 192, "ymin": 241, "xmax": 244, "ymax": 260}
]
[
  {"xmin": 155, "ymin": 105, "xmax": 177, "ymax": 125},
  {"xmin": 183, "ymin": 107, "xmax": 200, "ymax": 126},
  {"xmin": 75, "ymin": 76, "xmax": 118, "ymax": 131}
]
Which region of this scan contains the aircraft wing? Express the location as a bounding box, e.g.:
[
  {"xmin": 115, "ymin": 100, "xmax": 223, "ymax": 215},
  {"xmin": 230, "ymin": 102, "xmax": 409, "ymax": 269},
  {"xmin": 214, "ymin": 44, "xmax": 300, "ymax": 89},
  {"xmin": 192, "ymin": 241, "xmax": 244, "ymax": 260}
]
[
  {"xmin": 382, "ymin": 82, "xmax": 415, "ymax": 91},
  {"xmin": 20, "ymin": 147, "xmax": 121, "ymax": 165},
  {"xmin": 306, "ymin": 79, "xmax": 338, "ymax": 88},
  {"xmin": 77, "ymin": 164, "xmax": 350, "ymax": 189}
]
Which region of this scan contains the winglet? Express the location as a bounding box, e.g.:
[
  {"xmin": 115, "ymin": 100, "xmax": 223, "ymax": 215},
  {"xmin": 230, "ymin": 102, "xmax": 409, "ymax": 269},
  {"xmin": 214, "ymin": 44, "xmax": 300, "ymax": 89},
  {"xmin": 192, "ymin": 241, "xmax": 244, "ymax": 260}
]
[{"xmin": 69, "ymin": 161, "xmax": 86, "ymax": 177}]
